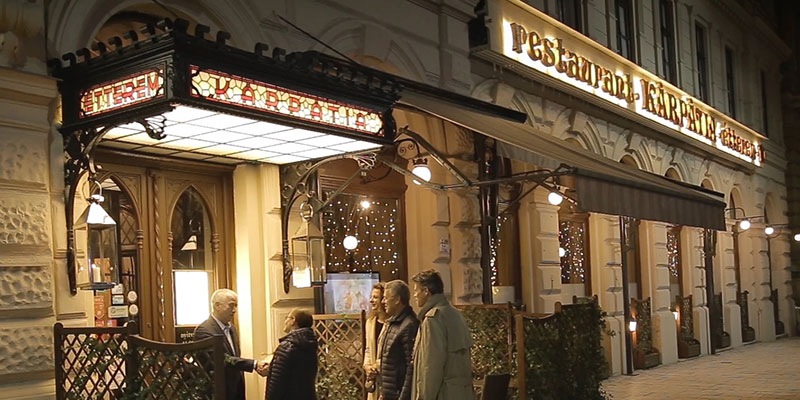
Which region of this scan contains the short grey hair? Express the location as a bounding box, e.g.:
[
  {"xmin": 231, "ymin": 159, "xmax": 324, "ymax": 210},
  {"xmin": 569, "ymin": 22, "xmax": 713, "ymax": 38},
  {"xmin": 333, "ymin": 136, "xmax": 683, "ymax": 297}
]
[
  {"xmin": 210, "ymin": 288, "xmax": 237, "ymax": 307},
  {"xmin": 384, "ymin": 280, "xmax": 410, "ymax": 306}
]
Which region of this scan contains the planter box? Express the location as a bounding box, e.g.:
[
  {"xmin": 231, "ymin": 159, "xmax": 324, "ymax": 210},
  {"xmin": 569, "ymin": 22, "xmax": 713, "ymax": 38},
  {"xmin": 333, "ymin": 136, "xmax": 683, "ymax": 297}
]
[
  {"xmin": 633, "ymin": 349, "xmax": 661, "ymax": 370},
  {"xmin": 776, "ymin": 321, "xmax": 785, "ymax": 336},
  {"xmin": 742, "ymin": 326, "xmax": 756, "ymax": 343},
  {"xmin": 678, "ymin": 339, "xmax": 701, "ymax": 359}
]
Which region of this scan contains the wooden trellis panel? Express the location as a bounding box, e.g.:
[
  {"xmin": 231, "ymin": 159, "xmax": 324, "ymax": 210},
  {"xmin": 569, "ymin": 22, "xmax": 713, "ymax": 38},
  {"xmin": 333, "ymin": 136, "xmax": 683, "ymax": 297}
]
[{"xmin": 313, "ymin": 312, "xmax": 366, "ymax": 400}]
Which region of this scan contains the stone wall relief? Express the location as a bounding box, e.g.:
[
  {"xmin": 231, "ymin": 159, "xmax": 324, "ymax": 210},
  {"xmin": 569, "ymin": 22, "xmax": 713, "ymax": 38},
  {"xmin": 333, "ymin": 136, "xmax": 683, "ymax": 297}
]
[
  {"xmin": 0, "ymin": 0, "xmax": 44, "ymax": 73},
  {"xmin": 0, "ymin": 265, "xmax": 53, "ymax": 317}
]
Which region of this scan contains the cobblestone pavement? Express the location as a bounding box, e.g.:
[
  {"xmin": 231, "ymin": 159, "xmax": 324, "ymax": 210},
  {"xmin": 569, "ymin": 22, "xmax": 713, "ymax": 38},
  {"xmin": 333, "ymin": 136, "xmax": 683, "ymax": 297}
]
[{"xmin": 601, "ymin": 337, "xmax": 800, "ymax": 400}]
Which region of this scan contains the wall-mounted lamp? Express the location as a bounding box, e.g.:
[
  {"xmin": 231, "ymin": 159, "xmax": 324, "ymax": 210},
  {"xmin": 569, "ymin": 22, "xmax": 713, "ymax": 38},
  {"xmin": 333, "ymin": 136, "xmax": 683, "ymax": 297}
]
[
  {"xmin": 794, "ymin": 233, "xmax": 800, "ymax": 242},
  {"xmin": 628, "ymin": 319, "xmax": 637, "ymax": 332},
  {"xmin": 672, "ymin": 310, "xmax": 680, "ymax": 321},
  {"xmin": 291, "ymin": 214, "xmax": 327, "ymax": 289},
  {"xmin": 411, "ymin": 157, "xmax": 431, "ymax": 185},
  {"xmin": 738, "ymin": 219, "xmax": 751, "ymax": 231},
  {"xmin": 547, "ymin": 191, "xmax": 564, "ymax": 206},
  {"xmin": 75, "ymin": 183, "xmax": 119, "ymax": 291}
]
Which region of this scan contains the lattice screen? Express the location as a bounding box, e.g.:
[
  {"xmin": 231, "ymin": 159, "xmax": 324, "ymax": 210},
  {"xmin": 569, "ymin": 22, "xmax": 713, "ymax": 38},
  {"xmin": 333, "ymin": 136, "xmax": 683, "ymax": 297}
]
[{"xmin": 313, "ymin": 313, "xmax": 366, "ymax": 400}]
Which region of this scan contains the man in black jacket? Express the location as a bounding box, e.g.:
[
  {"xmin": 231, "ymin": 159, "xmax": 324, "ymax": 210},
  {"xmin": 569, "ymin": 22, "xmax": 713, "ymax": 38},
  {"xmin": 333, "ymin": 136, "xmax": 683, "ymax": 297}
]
[
  {"xmin": 194, "ymin": 289, "xmax": 265, "ymax": 400},
  {"xmin": 377, "ymin": 280, "xmax": 419, "ymax": 400},
  {"xmin": 265, "ymin": 308, "xmax": 318, "ymax": 400}
]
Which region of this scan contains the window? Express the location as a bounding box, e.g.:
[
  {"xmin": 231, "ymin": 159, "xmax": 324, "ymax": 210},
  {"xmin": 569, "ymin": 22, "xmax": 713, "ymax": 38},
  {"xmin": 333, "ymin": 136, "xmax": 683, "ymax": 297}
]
[
  {"xmin": 761, "ymin": 70, "xmax": 769, "ymax": 135},
  {"xmin": 615, "ymin": 0, "xmax": 635, "ymax": 62},
  {"xmin": 557, "ymin": 0, "xmax": 583, "ymax": 33},
  {"xmin": 695, "ymin": 24, "xmax": 709, "ymax": 102},
  {"xmin": 659, "ymin": 0, "xmax": 677, "ymax": 83},
  {"xmin": 725, "ymin": 47, "xmax": 736, "ymax": 118}
]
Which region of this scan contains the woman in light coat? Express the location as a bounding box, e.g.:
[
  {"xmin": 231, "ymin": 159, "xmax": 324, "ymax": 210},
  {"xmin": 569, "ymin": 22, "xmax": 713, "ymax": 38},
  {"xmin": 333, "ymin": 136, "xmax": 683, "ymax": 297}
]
[{"xmin": 364, "ymin": 282, "xmax": 387, "ymax": 400}]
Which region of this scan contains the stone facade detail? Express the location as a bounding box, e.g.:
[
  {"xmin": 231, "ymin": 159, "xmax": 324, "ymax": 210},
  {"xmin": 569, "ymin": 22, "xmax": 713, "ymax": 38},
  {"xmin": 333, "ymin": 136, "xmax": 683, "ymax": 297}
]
[
  {"xmin": 0, "ymin": 266, "xmax": 52, "ymax": 314},
  {"xmin": 0, "ymin": 134, "xmax": 47, "ymax": 185},
  {"xmin": 0, "ymin": 197, "xmax": 49, "ymax": 246},
  {"xmin": 0, "ymin": 325, "xmax": 52, "ymax": 376}
]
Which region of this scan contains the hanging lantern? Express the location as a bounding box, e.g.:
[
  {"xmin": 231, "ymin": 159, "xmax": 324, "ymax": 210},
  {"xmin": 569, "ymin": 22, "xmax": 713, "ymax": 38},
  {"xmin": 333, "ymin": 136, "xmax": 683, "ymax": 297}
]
[
  {"xmin": 75, "ymin": 192, "xmax": 119, "ymax": 290},
  {"xmin": 291, "ymin": 220, "xmax": 327, "ymax": 287}
]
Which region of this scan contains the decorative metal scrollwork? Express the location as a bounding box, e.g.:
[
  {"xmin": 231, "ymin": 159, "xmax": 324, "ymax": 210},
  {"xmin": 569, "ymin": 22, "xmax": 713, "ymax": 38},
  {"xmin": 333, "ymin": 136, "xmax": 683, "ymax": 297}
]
[{"xmin": 63, "ymin": 118, "xmax": 166, "ymax": 295}]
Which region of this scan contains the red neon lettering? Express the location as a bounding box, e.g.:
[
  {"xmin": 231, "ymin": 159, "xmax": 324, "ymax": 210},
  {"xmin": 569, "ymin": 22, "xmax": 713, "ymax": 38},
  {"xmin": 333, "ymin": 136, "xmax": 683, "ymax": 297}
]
[
  {"xmin": 241, "ymin": 85, "xmax": 255, "ymax": 103},
  {"xmin": 310, "ymin": 102, "xmax": 322, "ymax": 119},
  {"xmin": 328, "ymin": 105, "xmax": 340, "ymax": 121},
  {"xmin": 147, "ymin": 73, "xmax": 159, "ymax": 93},
  {"xmin": 214, "ymin": 77, "xmax": 230, "ymax": 96},
  {"xmin": 266, "ymin": 90, "xmax": 279, "ymax": 107},
  {"xmin": 288, "ymin": 96, "xmax": 301, "ymax": 113},
  {"xmin": 112, "ymin": 84, "xmax": 123, "ymax": 105}
]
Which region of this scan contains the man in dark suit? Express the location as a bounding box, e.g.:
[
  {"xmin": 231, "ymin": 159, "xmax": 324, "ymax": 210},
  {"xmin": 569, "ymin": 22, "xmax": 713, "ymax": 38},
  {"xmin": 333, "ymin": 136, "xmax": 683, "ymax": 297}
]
[{"xmin": 195, "ymin": 288, "xmax": 265, "ymax": 400}]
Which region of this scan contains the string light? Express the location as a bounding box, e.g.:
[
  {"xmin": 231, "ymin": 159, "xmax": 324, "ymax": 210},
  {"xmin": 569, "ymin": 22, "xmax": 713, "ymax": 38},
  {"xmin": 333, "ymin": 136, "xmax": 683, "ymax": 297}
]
[
  {"xmin": 559, "ymin": 220, "xmax": 587, "ymax": 284},
  {"xmin": 323, "ymin": 194, "xmax": 400, "ymax": 279},
  {"xmin": 667, "ymin": 229, "xmax": 680, "ymax": 279}
]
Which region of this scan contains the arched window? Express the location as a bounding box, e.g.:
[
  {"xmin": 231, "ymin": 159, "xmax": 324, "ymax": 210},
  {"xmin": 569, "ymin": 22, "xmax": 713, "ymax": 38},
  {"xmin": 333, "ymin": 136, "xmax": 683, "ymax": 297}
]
[{"xmin": 171, "ymin": 187, "xmax": 215, "ymax": 327}]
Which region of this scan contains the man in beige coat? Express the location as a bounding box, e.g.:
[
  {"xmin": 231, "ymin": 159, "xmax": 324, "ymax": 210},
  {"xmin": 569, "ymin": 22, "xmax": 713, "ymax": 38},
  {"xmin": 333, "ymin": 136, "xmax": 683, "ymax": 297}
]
[{"xmin": 410, "ymin": 269, "xmax": 474, "ymax": 400}]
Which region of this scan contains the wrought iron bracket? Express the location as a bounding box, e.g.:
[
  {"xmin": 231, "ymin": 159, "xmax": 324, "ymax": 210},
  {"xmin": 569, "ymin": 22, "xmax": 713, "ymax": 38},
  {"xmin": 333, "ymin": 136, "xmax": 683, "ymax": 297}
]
[{"xmin": 63, "ymin": 118, "xmax": 165, "ymax": 295}]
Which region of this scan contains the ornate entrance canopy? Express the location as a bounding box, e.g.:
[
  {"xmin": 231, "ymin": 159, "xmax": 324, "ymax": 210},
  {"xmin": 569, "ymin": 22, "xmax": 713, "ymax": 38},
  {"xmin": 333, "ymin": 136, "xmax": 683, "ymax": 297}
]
[{"xmin": 50, "ymin": 18, "xmax": 400, "ymax": 294}]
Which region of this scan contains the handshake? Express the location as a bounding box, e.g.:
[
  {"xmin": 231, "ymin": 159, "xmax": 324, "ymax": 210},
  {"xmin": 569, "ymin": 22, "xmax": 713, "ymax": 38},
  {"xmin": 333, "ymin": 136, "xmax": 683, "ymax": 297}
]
[{"xmin": 255, "ymin": 357, "xmax": 271, "ymax": 377}]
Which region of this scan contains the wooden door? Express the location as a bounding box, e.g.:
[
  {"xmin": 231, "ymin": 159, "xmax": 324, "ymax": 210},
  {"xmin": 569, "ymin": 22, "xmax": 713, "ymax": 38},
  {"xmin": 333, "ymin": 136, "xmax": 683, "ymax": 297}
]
[{"xmin": 95, "ymin": 150, "xmax": 235, "ymax": 342}]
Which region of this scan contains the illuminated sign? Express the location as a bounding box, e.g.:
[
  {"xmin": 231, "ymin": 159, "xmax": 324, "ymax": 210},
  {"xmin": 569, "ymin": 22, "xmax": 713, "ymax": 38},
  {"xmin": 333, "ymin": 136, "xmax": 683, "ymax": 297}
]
[
  {"xmin": 80, "ymin": 69, "xmax": 164, "ymax": 117},
  {"xmin": 190, "ymin": 66, "xmax": 384, "ymax": 136},
  {"xmin": 481, "ymin": 0, "xmax": 765, "ymax": 166}
]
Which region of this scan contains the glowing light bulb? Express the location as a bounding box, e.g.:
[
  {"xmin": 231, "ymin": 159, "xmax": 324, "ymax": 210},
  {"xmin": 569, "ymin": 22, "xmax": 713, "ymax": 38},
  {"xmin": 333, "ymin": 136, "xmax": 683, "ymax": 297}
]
[
  {"xmin": 738, "ymin": 219, "xmax": 751, "ymax": 231},
  {"xmin": 672, "ymin": 311, "xmax": 679, "ymax": 321},
  {"xmin": 343, "ymin": 235, "xmax": 359, "ymax": 250},
  {"xmin": 360, "ymin": 200, "xmax": 371, "ymax": 209},
  {"xmin": 794, "ymin": 233, "xmax": 800, "ymax": 242},
  {"xmin": 764, "ymin": 226, "xmax": 774, "ymax": 236},
  {"xmin": 558, "ymin": 247, "xmax": 566, "ymax": 258},
  {"xmin": 628, "ymin": 320, "xmax": 637, "ymax": 332},
  {"xmin": 548, "ymin": 191, "xmax": 563, "ymax": 205},
  {"xmin": 412, "ymin": 165, "xmax": 431, "ymax": 185}
]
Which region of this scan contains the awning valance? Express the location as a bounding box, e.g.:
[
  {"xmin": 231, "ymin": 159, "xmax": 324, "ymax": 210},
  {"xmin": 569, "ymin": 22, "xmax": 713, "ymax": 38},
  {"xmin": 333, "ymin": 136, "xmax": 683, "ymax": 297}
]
[{"xmin": 398, "ymin": 91, "xmax": 726, "ymax": 231}]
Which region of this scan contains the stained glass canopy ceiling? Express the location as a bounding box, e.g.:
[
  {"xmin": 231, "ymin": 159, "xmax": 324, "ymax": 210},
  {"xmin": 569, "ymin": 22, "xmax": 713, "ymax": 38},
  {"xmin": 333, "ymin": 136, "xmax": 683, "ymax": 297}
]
[
  {"xmin": 101, "ymin": 105, "xmax": 383, "ymax": 165},
  {"xmin": 52, "ymin": 18, "xmax": 399, "ymax": 166}
]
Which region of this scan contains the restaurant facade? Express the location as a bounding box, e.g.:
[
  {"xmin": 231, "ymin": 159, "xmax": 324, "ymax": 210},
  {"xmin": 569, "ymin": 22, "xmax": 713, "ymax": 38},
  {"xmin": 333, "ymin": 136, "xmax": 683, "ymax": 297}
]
[{"xmin": 0, "ymin": 0, "xmax": 795, "ymax": 398}]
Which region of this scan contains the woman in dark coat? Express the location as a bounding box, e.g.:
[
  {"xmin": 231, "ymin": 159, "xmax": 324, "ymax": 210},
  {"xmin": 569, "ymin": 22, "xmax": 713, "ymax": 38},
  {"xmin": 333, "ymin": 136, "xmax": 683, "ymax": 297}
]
[{"xmin": 265, "ymin": 309, "xmax": 318, "ymax": 400}]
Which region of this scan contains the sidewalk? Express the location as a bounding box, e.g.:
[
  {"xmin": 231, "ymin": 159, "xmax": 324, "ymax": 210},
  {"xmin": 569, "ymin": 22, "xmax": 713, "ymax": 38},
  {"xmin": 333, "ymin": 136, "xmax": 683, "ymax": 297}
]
[{"xmin": 601, "ymin": 337, "xmax": 800, "ymax": 400}]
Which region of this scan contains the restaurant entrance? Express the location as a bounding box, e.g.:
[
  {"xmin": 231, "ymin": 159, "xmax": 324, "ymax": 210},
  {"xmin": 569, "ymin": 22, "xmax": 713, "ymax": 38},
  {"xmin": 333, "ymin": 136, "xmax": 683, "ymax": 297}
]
[{"xmin": 92, "ymin": 150, "xmax": 234, "ymax": 342}]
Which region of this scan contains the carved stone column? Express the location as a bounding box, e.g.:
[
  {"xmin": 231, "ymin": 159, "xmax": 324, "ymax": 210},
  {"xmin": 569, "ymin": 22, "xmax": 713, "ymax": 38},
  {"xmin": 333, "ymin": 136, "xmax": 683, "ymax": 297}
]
[
  {"xmin": 689, "ymin": 227, "xmax": 711, "ymax": 355},
  {"xmin": 0, "ymin": 1, "xmax": 57, "ymax": 390},
  {"xmin": 645, "ymin": 221, "xmax": 678, "ymax": 365},
  {"xmin": 518, "ymin": 186, "xmax": 561, "ymax": 313}
]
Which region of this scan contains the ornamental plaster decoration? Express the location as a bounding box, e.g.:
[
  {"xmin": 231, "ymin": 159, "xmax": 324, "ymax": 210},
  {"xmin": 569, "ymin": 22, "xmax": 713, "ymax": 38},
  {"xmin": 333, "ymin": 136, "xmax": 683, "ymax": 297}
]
[
  {"xmin": 461, "ymin": 263, "xmax": 483, "ymax": 298},
  {"xmin": 0, "ymin": 0, "xmax": 44, "ymax": 71},
  {"xmin": 316, "ymin": 18, "xmax": 426, "ymax": 82},
  {"xmin": 0, "ymin": 197, "xmax": 49, "ymax": 247},
  {"xmin": 0, "ymin": 135, "xmax": 47, "ymax": 185},
  {"xmin": 0, "ymin": 266, "xmax": 52, "ymax": 315},
  {"xmin": 458, "ymin": 230, "xmax": 481, "ymax": 263},
  {"xmin": 453, "ymin": 191, "xmax": 480, "ymax": 228},
  {"xmin": 0, "ymin": 325, "xmax": 52, "ymax": 376}
]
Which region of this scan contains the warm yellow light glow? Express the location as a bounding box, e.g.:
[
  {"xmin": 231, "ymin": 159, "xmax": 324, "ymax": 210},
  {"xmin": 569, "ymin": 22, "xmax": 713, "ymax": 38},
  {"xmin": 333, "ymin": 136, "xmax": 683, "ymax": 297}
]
[
  {"xmin": 360, "ymin": 200, "xmax": 371, "ymax": 209},
  {"xmin": 343, "ymin": 235, "xmax": 359, "ymax": 250},
  {"xmin": 764, "ymin": 226, "xmax": 775, "ymax": 236},
  {"xmin": 548, "ymin": 191, "xmax": 563, "ymax": 205},
  {"xmin": 739, "ymin": 220, "xmax": 751, "ymax": 231},
  {"xmin": 628, "ymin": 320, "xmax": 637, "ymax": 332},
  {"xmin": 174, "ymin": 270, "xmax": 210, "ymax": 325}
]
